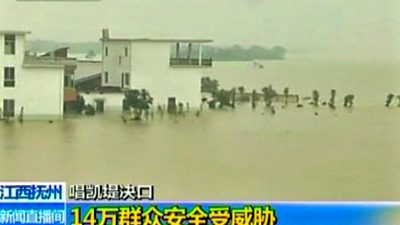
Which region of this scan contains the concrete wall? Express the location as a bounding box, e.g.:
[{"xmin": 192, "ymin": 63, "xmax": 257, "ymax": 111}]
[
  {"xmin": 0, "ymin": 33, "xmax": 25, "ymax": 68},
  {"xmin": 129, "ymin": 42, "xmax": 212, "ymax": 108},
  {"xmin": 102, "ymin": 40, "xmax": 131, "ymax": 87},
  {"xmin": 0, "ymin": 33, "xmax": 65, "ymax": 120},
  {"xmin": 82, "ymin": 93, "xmax": 125, "ymax": 111},
  {"xmin": 75, "ymin": 60, "xmax": 102, "ymax": 80}
]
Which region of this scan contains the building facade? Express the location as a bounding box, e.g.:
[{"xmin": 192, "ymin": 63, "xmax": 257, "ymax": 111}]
[
  {"xmin": 101, "ymin": 29, "xmax": 213, "ymax": 108},
  {"xmin": 0, "ymin": 31, "xmax": 65, "ymax": 120}
]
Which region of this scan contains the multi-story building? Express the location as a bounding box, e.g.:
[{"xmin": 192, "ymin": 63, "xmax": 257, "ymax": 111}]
[
  {"xmin": 0, "ymin": 30, "xmax": 65, "ymax": 120},
  {"xmin": 101, "ymin": 29, "xmax": 213, "ymax": 108}
]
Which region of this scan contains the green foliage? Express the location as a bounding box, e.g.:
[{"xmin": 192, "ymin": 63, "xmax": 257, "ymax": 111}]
[
  {"xmin": 201, "ymin": 77, "xmax": 219, "ymax": 93},
  {"xmin": 213, "ymin": 88, "xmax": 236, "ymax": 108},
  {"xmin": 124, "ymin": 89, "xmax": 153, "ymax": 120},
  {"xmin": 261, "ymin": 86, "xmax": 277, "ymax": 106}
]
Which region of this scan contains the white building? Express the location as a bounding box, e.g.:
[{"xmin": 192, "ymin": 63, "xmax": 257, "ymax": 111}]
[
  {"xmin": 101, "ymin": 29, "xmax": 213, "ymax": 108},
  {"xmin": 0, "ymin": 31, "xmax": 65, "ymax": 120}
]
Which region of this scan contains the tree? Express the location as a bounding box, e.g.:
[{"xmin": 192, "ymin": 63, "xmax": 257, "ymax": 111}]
[
  {"xmin": 261, "ymin": 85, "xmax": 277, "ymax": 107},
  {"xmin": 213, "ymin": 88, "xmax": 236, "ymax": 108},
  {"xmin": 201, "ymin": 77, "xmax": 219, "ymax": 93},
  {"xmin": 238, "ymin": 86, "xmax": 245, "ymax": 97},
  {"xmin": 124, "ymin": 89, "xmax": 153, "ymax": 120}
]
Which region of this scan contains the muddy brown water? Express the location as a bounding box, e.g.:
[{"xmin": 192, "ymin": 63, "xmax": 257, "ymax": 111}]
[{"xmin": 1, "ymin": 55, "xmax": 400, "ymax": 200}]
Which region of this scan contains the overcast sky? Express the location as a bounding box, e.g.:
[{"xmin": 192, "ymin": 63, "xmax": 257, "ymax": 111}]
[{"xmin": 0, "ymin": 0, "xmax": 399, "ymax": 52}]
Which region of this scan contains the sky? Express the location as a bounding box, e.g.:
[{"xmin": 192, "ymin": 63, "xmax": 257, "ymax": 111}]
[{"xmin": 0, "ymin": 0, "xmax": 399, "ymax": 53}]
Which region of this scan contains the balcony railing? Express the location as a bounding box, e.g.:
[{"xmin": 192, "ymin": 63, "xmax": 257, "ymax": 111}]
[{"xmin": 170, "ymin": 58, "xmax": 212, "ymax": 67}]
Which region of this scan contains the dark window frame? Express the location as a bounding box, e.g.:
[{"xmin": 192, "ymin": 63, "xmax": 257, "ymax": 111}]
[
  {"xmin": 4, "ymin": 34, "xmax": 16, "ymax": 55},
  {"xmin": 3, "ymin": 99, "xmax": 15, "ymax": 117},
  {"xmin": 125, "ymin": 73, "xmax": 130, "ymax": 86},
  {"xmin": 104, "ymin": 72, "xmax": 109, "ymax": 83},
  {"xmin": 4, "ymin": 67, "xmax": 15, "ymax": 87}
]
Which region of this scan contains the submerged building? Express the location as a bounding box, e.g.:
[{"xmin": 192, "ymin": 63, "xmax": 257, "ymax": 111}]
[
  {"xmin": 100, "ymin": 29, "xmax": 213, "ymax": 108},
  {"xmin": 0, "ymin": 31, "xmax": 66, "ymax": 120}
]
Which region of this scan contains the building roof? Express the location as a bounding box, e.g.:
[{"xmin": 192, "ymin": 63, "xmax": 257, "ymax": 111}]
[
  {"xmin": 24, "ymin": 55, "xmax": 77, "ymax": 67},
  {"xmin": 75, "ymin": 73, "xmax": 101, "ymax": 85},
  {"xmin": 22, "ymin": 64, "xmax": 65, "ymax": 69},
  {"xmin": 0, "ymin": 30, "xmax": 31, "ymax": 35},
  {"xmin": 40, "ymin": 47, "xmax": 70, "ymax": 57},
  {"xmin": 23, "ymin": 55, "xmax": 74, "ymax": 69},
  {"xmin": 101, "ymin": 38, "xmax": 213, "ymax": 43}
]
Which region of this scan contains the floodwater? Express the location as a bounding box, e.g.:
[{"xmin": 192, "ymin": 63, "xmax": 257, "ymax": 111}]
[{"xmin": 1, "ymin": 53, "xmax": 400, "ymax": 201}]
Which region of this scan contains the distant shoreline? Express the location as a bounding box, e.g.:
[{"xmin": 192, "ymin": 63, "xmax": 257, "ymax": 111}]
[{"xmin": 27, "ymin": 40, "xmax": 286, "ymax": 61}]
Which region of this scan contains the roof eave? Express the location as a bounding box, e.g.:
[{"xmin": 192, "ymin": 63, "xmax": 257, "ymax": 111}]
[{"xmin": 0, "ymin": 30, "xmax": 31, "ymax": 35}]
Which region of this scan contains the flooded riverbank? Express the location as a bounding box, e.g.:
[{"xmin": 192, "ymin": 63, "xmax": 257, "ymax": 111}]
[
  {"xmin": 1, "ymin": 55, "xmax": 400, "ymax": 200},
  {"xmin": 0, "ymin": 103, "xmax": 399, "ymax": 200}
]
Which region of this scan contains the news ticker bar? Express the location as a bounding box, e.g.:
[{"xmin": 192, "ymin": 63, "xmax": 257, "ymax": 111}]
[
  {"xmin": 1, "ymin": 202, "xmax": 400, "ymax": 225},
  {"xmin": 17, "ymin": 0, "xmax": 100, "ymax": 2},
  {"xmin": 1, "ymin": 182, "xmax": 400, "ymax": 225},
  {"xmin": 0, "ymin": 182, "xmax": 154, "ymax": 202}
]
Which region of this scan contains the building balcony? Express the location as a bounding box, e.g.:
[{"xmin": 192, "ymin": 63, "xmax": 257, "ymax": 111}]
[{"xmin": 169, "ymin": 58, "xmax": 212, "ymax": 67}]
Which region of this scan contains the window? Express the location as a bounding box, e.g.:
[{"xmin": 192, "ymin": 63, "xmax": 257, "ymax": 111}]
[
  {"xmin": 4, "ymin": 35, "xmax": 16, "ymax": 55},
  {"xmin": 105, "ymin": 46, "xmax": 108, "ymax": 56},
  {"xmin": 64, "ymin": 76, "xmax": 69, "ymax": 87},
  {"xmin": 64, "ymin": 75, "xmax": 74, "ymax": 88},
  {"xmin": 125, "ymin": 47, "xmax": 128, "ymax": 57},
  {"xmin": 104, "ymin": 72, "xmax": 109, "ymax": 83},
  {"xmin": 4, "ymin": 67, "xmax": 15, "ymax": 87},
  {"xmin": 125, "ymin": 73, "xmax": 130, "ymax": 86},
  {"xmin": 119, "ymin": 56, "xmax": 122, "ymax": 65},
  {"xmin": 3, "ymin": 99, "xmax": 15, "ymax": 118}
]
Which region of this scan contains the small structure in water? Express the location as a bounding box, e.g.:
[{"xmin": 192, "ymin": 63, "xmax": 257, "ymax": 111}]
[
  {"xmin": 84, "ymin": 104, "xmax": 95, "ymax": 116},
  {"xmin": 18, "ymin": 107, "xmax": 24, "ymax": 123},
  {"xmin": 344, "ymin": 94, "xmax": 355, "ymax": 108},
  {"xmin": 251, "ymin": 89, "xmax": 257, "ymax": 109},
  {"xmin": 312, "ymin": 90, "xmax": 320, "ymax": 106},
  {"xmin": 270, "ymin": 105, "xmax": 276, "ymax": 115},
  {"xmin": 397, "ymin": 95, "xmax": 400, "ymax": 107},
  {"xmin": 253, "ymin": 61, "xmax": 264, "ymax": 69},
  {"xmin": 283, "ymin": 87, "xmax": 290, "ymax": 106},
  {"xmin": 385, "ymin": 93, "xmax": 395, "ymax": 107},
  {"xmin": 261, "ymin": 85, "xmax": 276, "ymax": 107},
  {"xmin": 186, "ymin": 102, "xmax": 190, "ymax": 113},
  {"xmin": 167, "ymin": 97, "xmax": 177, "ymax": 115},
  {"xmin": 178, "ymin": 102, "xmax": 184, "ymax": 115},
  {"xmin": 157, "ymin": 105, "xmax": 164, "ymax": 118},
  {"xmin": 329, "ymin": 89, "xmax": 336, "ymax": 109}
]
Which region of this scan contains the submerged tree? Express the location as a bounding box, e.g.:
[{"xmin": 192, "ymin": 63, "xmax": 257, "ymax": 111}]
[
  {"xmin": 201, "ymin": 77, "xmax": 219, "ymax": 93},
  {"xmin": 283, "ymin": 87, "xmax": 289, "ymax": 105},
  {"xmin": 213, "ymin": 88, "xmax": 236, "ymax": 108},
  {"xmin": 385, "ymin": 93, "xmax": 395, "ymax": 107},
  {"xmin": 344, "ymin": 94, "xmax": 355, "ymax": 108},
  {"xmin": 251, "ymin": 89, "xmax": 257, "ymax": 109},
  {"xmin": 329, "ymin": 89, "xmax": 336, "ymax": 109},
  {"xmin": 76, "ymin": 95, "xmax": 85, "ymax": 114},
  {"xmin": 312, "ymin": 90, "xmax": 320, "ymax": 106},
  {"xmin": 397, "ymin": 95, "xmax": 400, "ymax": 107},
  {"xmin": 124, "ymin": 89, "xmax": 153, "ymax": 120},
  {"xmin": 261, "ymin": 85, "xmax": 277, "ymax": 107}
]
